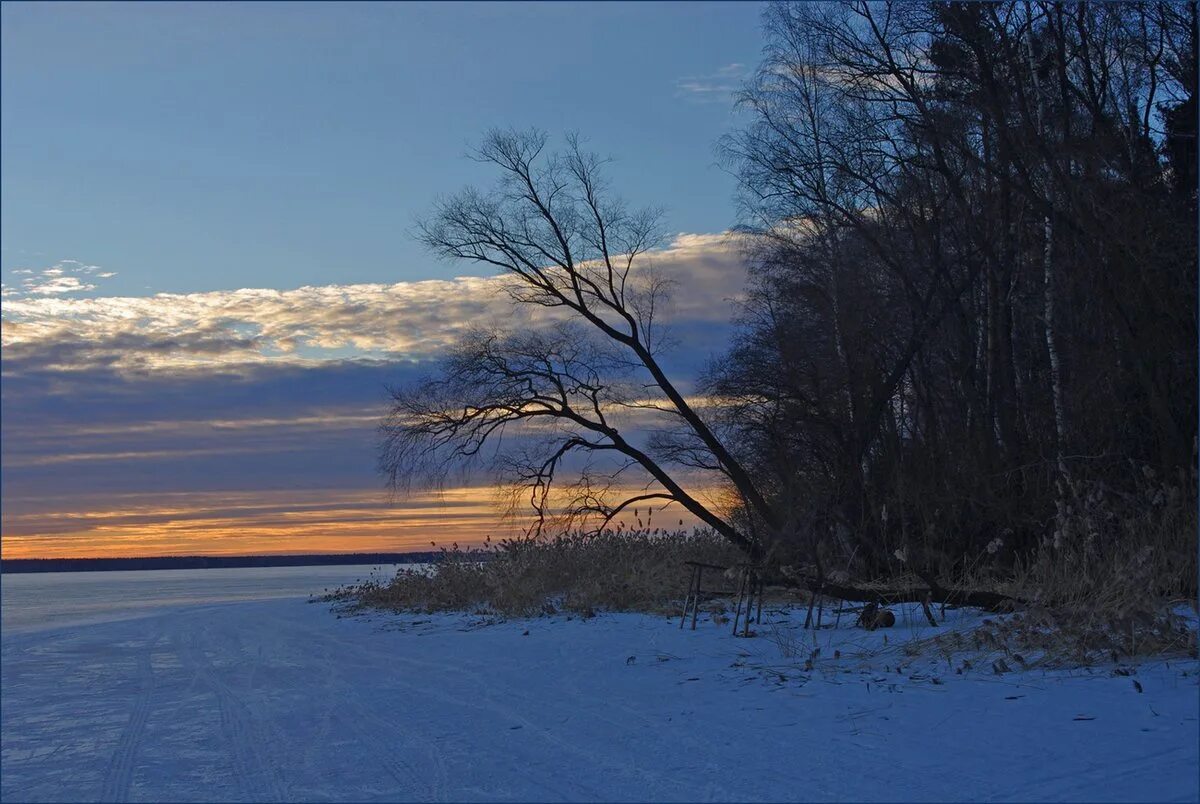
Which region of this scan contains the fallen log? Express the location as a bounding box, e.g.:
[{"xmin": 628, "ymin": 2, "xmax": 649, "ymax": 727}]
[{"xmin": 773, "ymin": 567, "xmax": 1021, "ymax": 613}]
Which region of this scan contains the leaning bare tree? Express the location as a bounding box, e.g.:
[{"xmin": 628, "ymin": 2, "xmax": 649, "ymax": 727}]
[
  {"xmin": 381, "ymin": 128, "xmax": 1019, "ymax": 611},
  {"xmin": 380, "ymin": 130, "xmax": 779, "ymax": 558}
]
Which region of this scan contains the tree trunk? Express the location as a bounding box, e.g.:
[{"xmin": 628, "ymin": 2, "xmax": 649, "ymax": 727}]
[{"xmin": 776, "ymin": 568, "xmax": 1019, "ymax": 613}]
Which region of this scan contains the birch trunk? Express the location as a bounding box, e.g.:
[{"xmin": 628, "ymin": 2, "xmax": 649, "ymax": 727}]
[{"xmin": 1025, "ymin": 6, "xmax": 1068, "ymax": 469}]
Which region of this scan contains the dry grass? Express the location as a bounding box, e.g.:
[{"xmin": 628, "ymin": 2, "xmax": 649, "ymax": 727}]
[
  {"xmin": 888, "ymin": 476, "xmax": 1200, "ymax": 667},
  {"xmin": 330, "ymin": 527, "xmax": 743, "ymax": 617},
  {"xmin": 338, "ymin": 474, "xmax": 1196, "ymax": 665},
  {"xmin": 993, "ymin": 474, "xmax": 1198, "ymax": 664}
]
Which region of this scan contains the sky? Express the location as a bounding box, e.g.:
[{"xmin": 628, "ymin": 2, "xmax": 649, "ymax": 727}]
[{"xmin": 1, "ymin": 1, "xmax": 767, "ymax": 558}]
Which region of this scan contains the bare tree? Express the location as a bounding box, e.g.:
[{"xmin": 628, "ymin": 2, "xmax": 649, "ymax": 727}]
[
  {"xmin": 717, "ymin": 0, "xmax": 1196, "ymax": 582},
  {"xmin": 381, "ymin": 130, "xmax": 778, "ymax": 557}
]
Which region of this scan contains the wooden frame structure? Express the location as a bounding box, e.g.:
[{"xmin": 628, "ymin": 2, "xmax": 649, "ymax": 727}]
[{"xmin": 680, "ymin": 561, "xmax": 765, "ymax": 637}]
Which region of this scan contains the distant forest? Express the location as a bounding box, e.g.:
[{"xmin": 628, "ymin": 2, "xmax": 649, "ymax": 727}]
[
  {"xmin": 711, "ymin": 1, "xmax": 1197, "ymax": 580},
  {"xmin": 1, "ymin": 552, "xmax": 440, "ymax": 574}
]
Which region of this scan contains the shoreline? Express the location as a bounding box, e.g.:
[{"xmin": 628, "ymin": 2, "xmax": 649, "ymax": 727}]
[{"xmin": 0, "ymin": 551, "xmax": 440, "ymax": 574}]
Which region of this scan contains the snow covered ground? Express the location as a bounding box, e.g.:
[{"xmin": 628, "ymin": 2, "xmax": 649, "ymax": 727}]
[{"xmin": 2, "ymin": 585, "xmax": 1197, "ymax": 802}]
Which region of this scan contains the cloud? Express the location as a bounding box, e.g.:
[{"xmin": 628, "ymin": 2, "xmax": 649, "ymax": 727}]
[
  {"xmin": 1, "ymin": 233, "xmax": 750, "ymax": 374},
  {"xmin": 674, "ymin": 63, "xmax": 748, "ymax": 104},
  {"xmin": 22, "ymin": 275, "xmax": 97, "ymax": 295},
  {"xmin": 0, "ymin": 487, "xmax": 510, "ymax": 558},
  {"xmin": 8, "ymin": 259, "xmax": 117, "ymax": 297},
  {"xmin": 0, "ymin": 360, "xmax": 433, "ymax": 557},
  {"xmin": 1, "ymin": 233, "xmax": 751, "ymax": 556},
  {"xmin": 0, "ymin": 483, "xmax": 714, "ymax": 559}
]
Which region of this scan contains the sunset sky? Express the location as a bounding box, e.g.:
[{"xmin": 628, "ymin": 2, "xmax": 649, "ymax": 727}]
[{"xmin": 1, "ymin": 1, "xmax": 766, "ymax": 558}]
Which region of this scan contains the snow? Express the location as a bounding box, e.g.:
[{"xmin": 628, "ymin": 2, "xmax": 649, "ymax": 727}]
[{"xmin": 2, "ymin": 590, "xmax": 1197, "ymax": 802}]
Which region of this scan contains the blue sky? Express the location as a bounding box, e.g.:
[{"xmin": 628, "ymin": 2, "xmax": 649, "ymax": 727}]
[
  {"xmin": 1, "ymin": 2, "xmax": 767, "ymax": 557},
  {"xmin": 2, "ymin": 1, "xmax": 764, "ymax": 294}
]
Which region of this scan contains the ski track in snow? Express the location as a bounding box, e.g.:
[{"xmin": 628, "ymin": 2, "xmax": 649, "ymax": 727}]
[
  {"xmin": 99, "ymin": 632, "xmax": 162, "ymax": 802},
  {"xmin": 2, "ymin": 597, "xmax": 1197, "ymax": 803}
]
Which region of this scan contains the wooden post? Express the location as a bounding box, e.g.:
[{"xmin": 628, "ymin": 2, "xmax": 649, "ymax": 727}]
[
  {"xmin": 754, "ymin": 574, "xmax": 764, "ymax": 624},
  {"xmin": 681, "ymin": 561, "xmax": 730, "ymax": 633},
  {"xmin": 679, "ymin": 564, "xmax": 696, "ymax": 629},
  {"xmin": 742, "ymin": 567, "xmax": 754, "ymax": 637},
  {"xmin": 732, "ymin": 566, "xmax": 748, "ymax": 636},
  {"xmin": 734, "ymin": 564, "xmax": 761, "ymax": 637},
  {"xmin": 803, "ymin": 589, "xmax": 817, "ymax": 630}
]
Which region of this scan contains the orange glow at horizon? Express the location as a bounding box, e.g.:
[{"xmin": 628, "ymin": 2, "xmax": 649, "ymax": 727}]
[{"xmin": 0, "ymin": 486, "xmax": 711, "ymax": 560}]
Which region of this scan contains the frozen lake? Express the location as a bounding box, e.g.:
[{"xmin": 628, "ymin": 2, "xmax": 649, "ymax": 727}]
[
  {"xmin": 0, "ymin": 564, "xmax": 404, "ymax": 632},
  {"xmin": 1, "ymin": 570, "xmax": 1196, "ymax": 802}
]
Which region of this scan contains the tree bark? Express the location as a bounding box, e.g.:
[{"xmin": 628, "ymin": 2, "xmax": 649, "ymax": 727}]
[{"xmin": 776, "ymin": 568, "xmax": 1020, "ymax": 613}]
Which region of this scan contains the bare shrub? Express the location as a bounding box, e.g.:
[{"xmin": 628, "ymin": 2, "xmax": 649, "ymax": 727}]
[
  {"xmin": 1017, "ymin": 472, "xmax": 1197, "ymax": 602},
  {"xmin": 997, "ymin": 474, "xmax": 1198, "ymax": 663},
  {"xmin": 906, "ymin": 474, "xmax": 1199, "ymax": 666}
]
